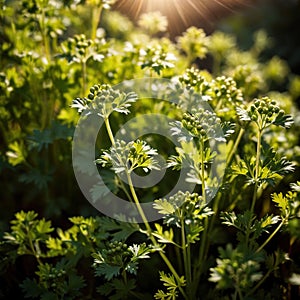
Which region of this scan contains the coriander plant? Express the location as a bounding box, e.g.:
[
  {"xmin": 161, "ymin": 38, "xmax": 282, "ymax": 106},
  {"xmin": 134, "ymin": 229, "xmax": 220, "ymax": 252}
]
[{"xmin": 1, "ymin": 2, "xmax": 300, "ymax": 300}]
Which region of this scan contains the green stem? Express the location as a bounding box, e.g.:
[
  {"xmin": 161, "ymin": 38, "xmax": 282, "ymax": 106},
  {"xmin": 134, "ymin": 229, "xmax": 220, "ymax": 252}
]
[
  {"xmin": 200, "ymin": 139, "xmax": 206, "ymax": 204},
  {"xmin": 199, "ymin": 138, "xmax": 208, "ymax": 262},
  {"xmin": 126, "ymin": 173, "xmax": 151, "ymax": 231},
  {"xmin": 196, "ymin": 193, "xmax": 221, "ymax": 286},
  {"xmin": 251, "ymin": 129, "xmax": 262, "ymax": 213},
  {"xmin": 104, "ymin": 116, "xmax": 134, "ymax": 202},
  {"xmin": 27, "ymin": 229, "xmax": 42, "ymax": 265},
  {"xmin": 82, "ymin": 60, "xmax": 87, "ymax": 97},
  {"xmin": 38, "ymin": 8, "xmax": 51, "ymax": 62},
  {"xmin": 127, "ymin": 173, "xmax": 188, "ymax": 299},
  {"xmin": 236, "ymin": 283, "xmax": 244, "ymax": 300},
  {"xmin": 103, "ymin": 115, "xmax": 187, "ymax": 299},
  {"xmin": 246, "ymin": 267, "xmax": 273, "ymax": 297},
  {"xmin": 197, "ymin": 218, "xmax": 208, "ymax": 272},
  {"xmin": 256, "ymin": 218, "xmax": 286, "ymax": 253},
  {"xmin": 245, "ymin": 128, "xmax": 262, "ymax": 246},
  {"xmin": 194, "ymin": 139, "xmax": 209, "ymax": 286},
  {"xmin": 181, "ymin": 217, "xmax": 192, "ymax": 292},
  {"xmin": 104, "ymin": 117, "xmax": 116, "ymax": 147},
  {"xmin": 175, "ymin": 245, "xmax": 183, "ymax": 275},
  {"xmin": 226, "ymin": 127, "xmax": 245, "ymax": 166},
  {"xmin": 159, "ymin": 251, "xmax": 188, "ymax": 300},
  {"xmin": 91, "ymin": 4, "xmax": 103, "ymax": 40},
  {"xmin": 248, "ymin": 245, "xmax": 285, "ymax": 297}
]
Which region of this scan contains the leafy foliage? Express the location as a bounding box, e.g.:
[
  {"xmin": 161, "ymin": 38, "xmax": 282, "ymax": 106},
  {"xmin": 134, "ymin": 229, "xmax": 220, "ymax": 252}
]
[
  {"xmin": 96, "ymin": 139, "xmax": 161, "ymax": 174},
  {"xmin": 72, "ymin": 84, "xmax": 138, "ymax": 117},
  {"xmin": 1, "ymin": 2, "xmax": 300, "ymax": 300},
  {"xmin": 154, "ymin": 271, "xmax": 186, "ymax": 300}
]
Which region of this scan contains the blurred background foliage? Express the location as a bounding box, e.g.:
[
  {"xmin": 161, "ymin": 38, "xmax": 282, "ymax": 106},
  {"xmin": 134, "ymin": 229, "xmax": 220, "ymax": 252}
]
[{"xmin": 1, "ymin": 0, "xmax": 300, "ymax": 235}]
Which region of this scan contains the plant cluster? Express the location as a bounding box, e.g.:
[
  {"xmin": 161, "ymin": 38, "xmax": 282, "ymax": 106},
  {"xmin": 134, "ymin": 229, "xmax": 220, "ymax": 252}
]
[{"xmin": 1, "ymin": 1, "xmax": 300, "ymax": 299}]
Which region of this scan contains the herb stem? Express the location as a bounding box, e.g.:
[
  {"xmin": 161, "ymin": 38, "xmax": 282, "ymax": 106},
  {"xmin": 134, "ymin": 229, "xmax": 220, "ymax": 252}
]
[
  {"xmin": 126, "ymin": 173, "xmax": 150, "ymax": 231},
  {"xmin": 226, "ymin": 127, "xmax": 245, "ymax": 166},
  {"xmin": 104, "ymin": 117, "xmax": 116, "ymax": 147},
  {"xmin": 246, "ymin": 267, "xmax": 273, "ymax": 297},
  {"xmin": 197, "ymin": 218, "xmax": 208, "ymax": 273},
  {"xmin": 91, "ymin": 4, "xmax": 103, "ymax": 40},
  {"xmin": 28, "ymin": 229, "xmax": 42, "ymax": 265},
  {"xmin": 104, "ymin": 116, "xmax": 135, "ymax": 202},
  {"xmin": 104, "ymin": 115, "xmax": 187, "ymax": 299},
  {"xmin": 158, "ymin": 250, "xmax": 188, "ymax": 300},
  {"xmin": 181, "ymin": 216, "xmax": 192, "ymax": 292},
  {"xmin": 200, "ymin": 139, "xmax": 206, "ymax": 203},
  {"xmin": 194, "ymin": 139, "xmax": 209, "ymax": 285},
  {"xmin": 38, "ymin": 7, "xmax": 51, "ymax": 62},
  {"xmin": 256, "ymin": 217, "xmax": 286, "ymax": 253},
  {"xmin": 82, "ymin": 60, "xmax": 87, "ymax": 97},
  {"xmin": 127, "ymin": 172, "xmax": 188, "ymax": 299},
  {"xmin": 251, "ymin": 129, "xmax": 262, "ymax": 213},
  {"xmin": 199, "ymin": 138, "xmax": 208, "ymax": 268}
]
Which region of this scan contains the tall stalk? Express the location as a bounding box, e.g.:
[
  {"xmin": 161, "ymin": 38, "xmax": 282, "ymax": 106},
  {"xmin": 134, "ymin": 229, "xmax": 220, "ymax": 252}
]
[
  {"xmin": 37, "ymin": 8, "xmax": 51, "ymax": 62},
  {"xmin": 103, "ymin": 115, "xmax": 188, "ymax": 299},
  {"xmin": 91, "ymin": 4, "xmax": 103, "ymax": 40},
  {"xmin": 256, "ymin": 216, "xmax": 287, "ymax": 253},
  {"xmin": 245, "ymin": 127, "xmax": 262, "ymax": 247},
  {"xmin": 180, "ymin": 216, "xmax": 192, "ymax": 295},
  {"xmin": 191, "ymin": 138, "xmax": 209, "ymax": 296},
  {"xmin": 126, "ymin": 165, "xmax": 188, "ymax": 299},
  {"xmin": 197, "ymin": 139, "xmax": 208, "ymax": 269},
  {"xmin": 251, "ymin": 129, "xmax": 262, "ymax": 213},
  {"xmin": 82, "ymin": 60, "xmax": 87, "ymax": 97},
  {"xmin": 226, "ymin": 127, "xmax": 245, "ymax": 165}
]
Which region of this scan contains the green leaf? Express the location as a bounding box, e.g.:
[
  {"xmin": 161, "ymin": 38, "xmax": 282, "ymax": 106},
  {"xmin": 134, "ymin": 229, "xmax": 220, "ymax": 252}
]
[
  {"xmin": 153, "ymin": 199, "xmax": 176, "ymax": 215},
  {"xmin": 186, "ymin": 223, "xmax": 203, "ymax": 244},
  {"xmin": 290, "ymin": 181, "xmax": 300, "ymax": 192},
  {"xmin": 73, "ymin": 148, "xmax": 98, "ymax": 176},
  {"xmin": 19, "ymin": 169, "xmax": 53, "ymax": 190},
  {"xmin": 40, "ymin": 292, "xmax": 57, "ymax": 300},
  {"xmin": 72, "ymin": 84, "xmax": 138, "ymax": 118},
  {"xmin": 94, "ymin": 262, "xmax": 121, "ymax": 280},
  {"xmin": 71, "ymin": 97, "xmax": 89, "ymax": 113},
  {"xmin": 273, "ymin": 113, "xmax": 294, "ymax": 128},
  {"xmin": 97, "ymin": 282, "xmax": 114, "ymax": 296},
  {"xmin": 90, "ymin": 171, "xmax": 119, "ymax": 203},
  {"xmin": 20, "ymin": 278, "xmax": 43, "ymax": 298},
  {"xmin": 152, "ymin": 224, "xmax": 176, "ymax": 245},
  {"xmin": 128, "ymin": 243, "xmax": 151, "ymax": 260},
  {"xmin": 36, "ymin": 219, "xmax": 54, "ymax": 236},
  {"xmin": 220, "ymin": 211, "xmax": 240, "ymax": 229},
  {"xmin": 160, "ymin": 271, "xmax": 178, "ymax": 288},
  {"xmin": 272, "ymin": 192, "xmax": 288, "ymax": 216},
  {"xmin": 236, "ymin": 106, "xmax": 251, "ymax": 122},
  {"xmin": 99, "ymin": 216, "xmax": 140, "ymax": 241},
  {"xmin": 96, "ymin": 139, "xmax": 160, "ymax": 174},
  {"xmin": 6, "ymin": 141, "xmax": 27, "ymax": 166},
  {"xmin": 110, "ymin": 278, "xmax": 136, "ymax": 300},
  {"xmin": 28, "ymin": 128, "xmax": 53, "ymax": 151},
  {"xmin": 125, "ymin": 261, "xmax": 138, "ymax": 275},
  {"xmin": 67, "ymin": 273, "xmax": 86, "ymax": 293},
  {"xmin": 156, "ymin": 271, "xmax": 186, "ymax": 298}
]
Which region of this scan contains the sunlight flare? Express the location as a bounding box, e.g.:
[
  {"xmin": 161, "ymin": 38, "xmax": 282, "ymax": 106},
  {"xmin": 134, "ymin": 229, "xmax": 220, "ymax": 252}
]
[{"xmin": 114, "ymin": 0, "xmax": 253, "ymax": 36}]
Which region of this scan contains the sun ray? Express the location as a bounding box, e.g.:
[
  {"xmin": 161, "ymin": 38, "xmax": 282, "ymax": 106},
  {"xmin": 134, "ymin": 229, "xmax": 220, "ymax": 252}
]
[
  {"xmin": 187, "ymin": 0, "xmax": 215, "ymax": 25},
  {"xmin": 113, "ymin": 0, "xmax": 255, "ymax": 37},
  {"xmin": 173, "ymin": 0, "xmax": 188, "ymax": 27}
]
